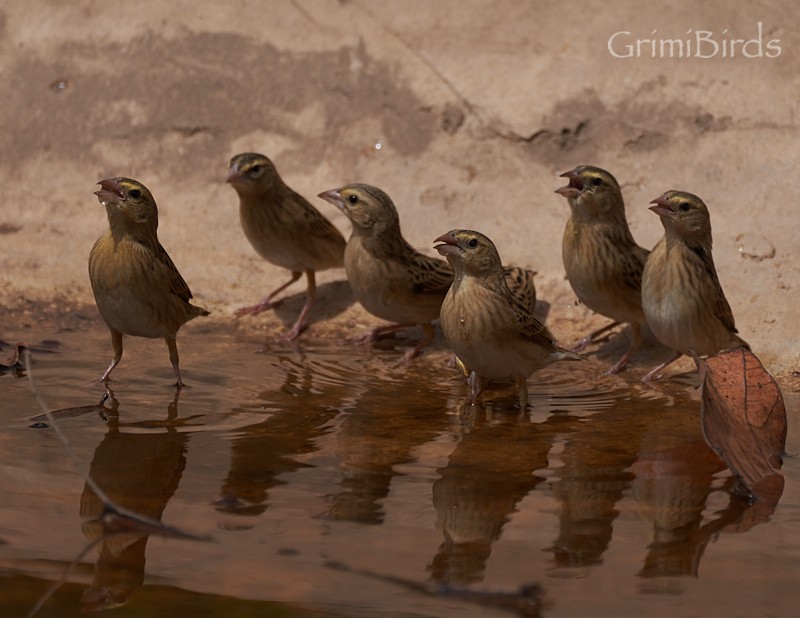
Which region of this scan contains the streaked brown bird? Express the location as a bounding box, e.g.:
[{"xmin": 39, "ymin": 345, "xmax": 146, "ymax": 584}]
[
  {"xmin": 555, "ymin": 165, "xmax": 650, "ymax": 374},
  {"xmin": 89, "ymin": 178, "xmax": 209, "ymax": 387},
  {"xmin": 226, "ymin": 152, "xmax": 345, "ymax": 341},
  {"xmin": 641, "ymin": 190, "xmax": 748, "ymax": 381},
  {"xmin": 435, "ymin": 229, "xmax": 580, "ymax": 408},
  {"xmin": 318, "ymin": 184, "xmax": 538, "ymax": 361}
]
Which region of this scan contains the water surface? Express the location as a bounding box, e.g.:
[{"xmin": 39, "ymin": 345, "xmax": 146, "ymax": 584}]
[{"xmin": 1, "ymin": 321, "xmax": 797, "ymax": 617}]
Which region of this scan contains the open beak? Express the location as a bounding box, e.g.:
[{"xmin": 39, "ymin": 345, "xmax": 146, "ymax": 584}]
[
  {"xmin": 554, "ymin": 169, "xmax": 583, "ymax": 199},
  {"xmin": 433, "ymin": 231, "xmax": 460, "ymax": 257},
  {"xmin": 317, "ymin": 189, "xmax": 343, "ymax": 210},
  {"xmin": 94, "ymin": 178, "xmax": 124, "ymax": 204},
  {"xmin": 649, "ymin": 195, "xmax": 674, "ymax": 217}
]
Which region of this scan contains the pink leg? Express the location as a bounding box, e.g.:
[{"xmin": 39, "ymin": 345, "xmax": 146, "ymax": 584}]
[
  {"xmin": 400, "ymin": 323, "xmax": 435, "ymax": 362},
  {"xmin": 513, "ymin": 372, "xmax": 529, "ymax": 409},
  {"xmin": 278, "ymin": 269, "xmax": 316, "ymax": 342},
  {"xmin": 166, "ymin": 336, "xmax": 185, "ymax": 389},
  {"xmin": 350, "ymin": 323, "xmax": 416, "ymax": 345},
  {"xmin": 98, "ymin": 331, "xmax": 123, "ymax": 383},
  {"xmin": 467, "ymin": 371, "xmax": 488, "ymax": 402},
  {"xmin": 235, "ymin": 271, "xmax": 303, "ymax": 318},
  {"xmin": 604, "ymin": 323, "xmax": 642, "ymax": 375},
  {"xmin": 571, "ymin": 320, "xmax": 621, "ymax": 352},
  {"xmin": 642, "ymin": 350, "xmax": 683, "ymax": 383}
]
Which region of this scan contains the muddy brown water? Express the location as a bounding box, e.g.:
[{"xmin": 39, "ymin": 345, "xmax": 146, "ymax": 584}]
[{"xmin": 1, "ymin": 319, "xmax": 798, "ymax": 617}]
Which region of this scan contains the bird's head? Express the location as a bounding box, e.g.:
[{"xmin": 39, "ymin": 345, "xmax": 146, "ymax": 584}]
[
  {"xmin": 555, "ymin": 165, "xmax": 624, "ymax": 218},
  {"xmin": 317, "ymin": 184, "xmax": 399, "ymax": 235},
  {"xmin": 649, "ymin": 190, "xmax": 712, "ymax": 245},
  {"xmin": 226, "ymin": 152, "xmax": 279, "ymax": 194},
  {"xmin": 95, "ymin": 177, "xmax": 158, "ymax": 231},
  {"xmin": 434, "ymin": 229, "xmax": 502, "ymax": 277}
]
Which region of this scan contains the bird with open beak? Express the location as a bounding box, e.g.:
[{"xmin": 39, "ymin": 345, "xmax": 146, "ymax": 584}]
[
  {"xmin": 435, "ymin": 229, "xmax": 580, "ymax": 408},
  {"xmin": 89, "ymin": 177, "xmax": 209, "ymax": 387},
  {"xmin": 555, "ymin": 165, "xmax": 650, "ymax": 374}
]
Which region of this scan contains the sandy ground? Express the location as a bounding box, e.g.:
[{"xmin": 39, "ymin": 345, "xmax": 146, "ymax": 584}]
[{"xmin": 1, "ymin": 0, "xmax": 798, "ymax": 375}]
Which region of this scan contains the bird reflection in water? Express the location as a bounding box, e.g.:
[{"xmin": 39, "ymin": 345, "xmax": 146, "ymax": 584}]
[{"xmin": 78, "ymin": 389, "xmax": 191, "ymax": 611}]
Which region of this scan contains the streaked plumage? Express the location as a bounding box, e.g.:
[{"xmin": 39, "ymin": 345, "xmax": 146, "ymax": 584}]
[
  {"xmin": 556, "ymin": 165, "xmax": 649, "ymax": 373},
  {"xmin": 226, "ymin": 152, "xmax": 345, "ymax": 341},
  {"xmin": 641, "ymin": 190, "xmax": 748, "ymax": 381},
  {"xmin": 318, "ymin": 184, "xmax": 538, "ymax": 361},
  {"xmin": 89, "ymin": 177, "xmax": 209, "ymax": 387},
  {"xmin": 435, "ymin": 230, "xmax": 580, "ymax": 407}
]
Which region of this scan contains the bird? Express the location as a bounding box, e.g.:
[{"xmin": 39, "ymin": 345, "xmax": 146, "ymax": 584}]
[
  {"xmin": 226, "ymin": 152, "xmax": 345, "ymax": 341},
  {"xmin": 88, "ymin": 177, "xmax": 210, "ymax": 388},
  {"xmin": 318, "ymin": 184, "xmax": 539, "ymax": 361},
  {"xmin": 555, "ymin": 165, "xmax": 650, "ymax": 374},
  {"xmin": 641, "ymin": 190, "xmax": 748, "ymax": 381},
  {"xmin": 435, "ymin": 229, "xmax": 581, "ymax": 408}
]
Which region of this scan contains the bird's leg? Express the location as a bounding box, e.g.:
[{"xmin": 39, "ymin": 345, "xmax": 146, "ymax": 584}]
[
  {"xmin": 467, "ymin": 371, "xmax": 487, "ymax": 402},
  {"xmin": 641, "ymin": 350, "xmax": 683, "ymax": 383},
  {"xmin": 98, "ymin": 331, "xmax": 123, "ymax": 383},
  {"xmin": 235, "ymin": 271, "xmax": 303, "ymax": 317},
  {"xmin": 350, "ymin": 323, "xmax": 414, "ymax": 345},
  {"xmin": 400, "ymin": 323, "xmax": 435, "ymax": 362},
  {"xmin": 165, "ymin": 336, "xmax": 184, "ymax": 389},
  {"xmin": 571, "ymin": 320, "xmax": 621, "ymax": 352},
  {"xmin": 604, "ymin": 323, "xmax": 642, "ymax": 375},
  {"xmin": 513, "ymin": 373, "xmax": 529, "ymax": 409},
  {"xmin": 278, "ymin": 269, "xmax": 316, "ymax": 342}
]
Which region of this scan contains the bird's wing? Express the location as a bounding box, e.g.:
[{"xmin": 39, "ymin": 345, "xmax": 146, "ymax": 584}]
[
  {"xmin": 621, "ymin": 244, "xmax": 650, "ymax": 292},
  {"xmin": 407, "ymin": 251, "xmax": 454, "ymax": 295},
  {"xmin": 512, "ymin": 295, "xmax": 558, "ymax": 351},
  {"xmin": 693, "ymin": 246, "xmax": 737, "ymax": 333},
  {"xmin": 154, "ymin": 242, "xmax": 194, "ymax": 302},
  {"xmin": 292, "ymin": 191, "xmax": 346, "ymax": 242},
  {"xmin": 503, "ymin": 265, "xmax": 537, "ymax": 311}
]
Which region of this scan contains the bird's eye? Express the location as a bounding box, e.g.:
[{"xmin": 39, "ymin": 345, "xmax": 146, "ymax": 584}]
[
  {"xmin": 467, "ymin": 238, "xmax": 479, "ymax": 249},
  {"xmin": 590, "ymin": 177, "xmax": 603, "ymax": 187},
  {"xmin": 250, "ymin": 164, "xmax": 261, "ymax": 174},
  {"xmin": 347, "ymin": 194, "xmax": 358, "ymax": 205},
  {"xmin": 129, "ymin": 189, "xmax": 141, "ymax": 199},
  {"xmin": 679, "ymin": 202, "xmax": 691, "ymax": 212}
]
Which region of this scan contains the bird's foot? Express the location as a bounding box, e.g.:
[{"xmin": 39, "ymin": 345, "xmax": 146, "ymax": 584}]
[
  {"xmin": 569, "ymin": 336, "xmax": 592, "ymax": 353},
  {"xmin": 234, "ymin": 301, "xmax": 273, "ymax": 318},
  {"xmin": 276, "ymin": 324, "xmax": 306, "ymax": 343}
]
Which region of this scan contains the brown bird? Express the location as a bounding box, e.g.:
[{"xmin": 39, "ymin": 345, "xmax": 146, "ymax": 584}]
[
  {"xmin": 555, "ymin": 165, "xmax": 650, "ymax": 374},
  {"xmin": 641, "ymin": 190, "xmax": 748, "ymax": 381},
  {"xmin": 89, "ymin": 178, "xmax": 210, "ymax": 387},
  {"xmin": 318, "ymin": 184, "xmax": 538, "ymax": 361},
  {"xmin": 435, "ymin": 229, "xmax": 580, "ymax": 408},
  {"xmin": 226, "ymin": 153, "xmax": 345, "ymax": 341}
]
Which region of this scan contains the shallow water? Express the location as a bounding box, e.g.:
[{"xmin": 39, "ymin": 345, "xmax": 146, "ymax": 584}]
[{"xmin": 1, "ymin": 321, "xmax": 798, "ymax": 617}]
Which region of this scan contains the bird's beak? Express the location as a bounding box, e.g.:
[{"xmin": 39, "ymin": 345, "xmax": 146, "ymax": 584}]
[
  {"xmin": 554, "ymin": 169, "xmax": 583, "ymax": 199},
  {"xmin": 317, "ymin": 189, "xmax": 343, "ymax": 210},
  {"xmin": 94, "ymin": 178, "xmax": 124, "ymax": 204},
  {"xmin": 433, "ymin": 231, "xmax": 460, "ymax": 257},
  {"xmin": 225, "ymin": 167, "xmax": 245, "ymax": 185},
  {"xmin": 649, "ymin": 195, "xmax": 674, "ymax": 217}
]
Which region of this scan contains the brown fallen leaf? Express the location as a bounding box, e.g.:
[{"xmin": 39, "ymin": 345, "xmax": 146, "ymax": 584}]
[{"xmin": 695, "ymin": 348, "xmax": 787, "ymax": 505}]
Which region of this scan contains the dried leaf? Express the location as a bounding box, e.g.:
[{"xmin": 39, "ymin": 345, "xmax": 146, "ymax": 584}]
[{"xmin": 696, "ymin": 348, "xmax": 787, "ymax": 505}]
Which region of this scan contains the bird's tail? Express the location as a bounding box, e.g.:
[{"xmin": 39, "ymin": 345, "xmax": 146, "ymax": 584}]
[{"xmin": 190, "ymin": 304, "xmax": 211, "ymax": 318}]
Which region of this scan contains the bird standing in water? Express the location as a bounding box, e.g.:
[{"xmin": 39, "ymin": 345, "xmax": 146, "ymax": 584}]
[
  {"xmin": 226, "ymin": 152, "xmax": 345, "ymax": 341},
  {"xmin": 89, "ymin": 177, "xmax": 209, "ymax": 387},
  {"xmin": 436, "ymin": 229, "xmax": 580, "ymax": 407}
]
